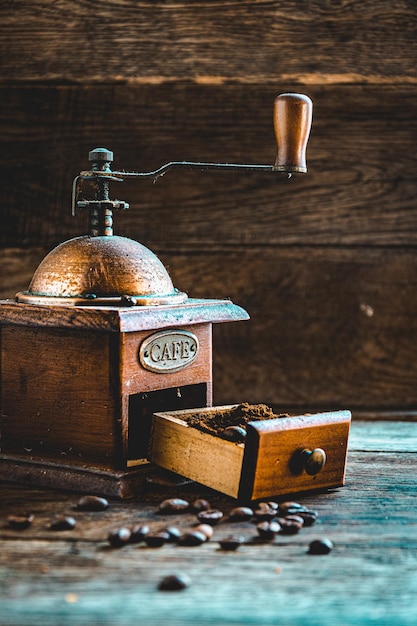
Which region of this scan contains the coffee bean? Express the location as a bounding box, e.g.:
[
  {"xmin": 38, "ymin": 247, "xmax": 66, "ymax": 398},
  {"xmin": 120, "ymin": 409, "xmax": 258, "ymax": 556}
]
[
  {"xmin": 190, "ymin": 498, "xmax": 211, "ymax": 512},
  {"xmin": 158, "ymin": 573, "xmax": 191, "ymax": 591},
  {"xmin": 229, "ymin": 506, "xmax": 254, "ymax": 522},
  {"xmin": 50, "ymin": 516, "xmax": 76, "ymax": 531},
  {"xmin": 194, "ymin": 524, "xmax": 214, "ymax": 541},
  {"xmin": 278, "ymin": 502, "xmax": 319, "ymax": 525},
  {"xmin": 130, "ymin": 524, "xmax": 149, "ymax": 543},
  {"xmin": 77, "ymin": 495, "xmax": 109, "ymax": 511},
  {"xmin": 277, "ymin": 517, "xmax": 303, "ymax": 535},
  {"xmin": 257, "ymin": 502, "xmax": 272, "ymax": 510},
  {"xmin": 7, "ymin": 514, "xmax": 34, "ymax": 530},
  {"xmin": 161, "ymin": 526, "xmax": 182, "ymax": 543},
  {"xmin": 219, "ymin": 535, "xmax": 244, "ymax": 551},
  {"xmin": 257, "ymin": 501, "xmax": 279, "ymax": 511},
  {"xmin": 284, "ymin": 514, "xmax": 305, "ymax": 526},
  {"xmin": 108, "ymin": 527, "xmax": 131, "ymax": 548},
  {"xmin": 221, "ymin": 426, "xmax": 247, "ymax": 443},
  {"xmin": 278, "ymin": 501, "xmax": 305, "ymax": 516},
  {"xmin": 145, "ymin": 531, "xmax": 171, "ymax": 547},
  {"xmin": 308, "ymin": 538, "xmax": 334, "ymax": 555},
  {"xmin": 254, "ymin": 506, "xmax": 277, "ymax": 521},
  {"xmin": 257, "ymin": 520, "xmax": 281, "ymax": 540},
  {"xmin": 197, "ymin": 509, "xmax": 223, "ymax": 525},
  {"xmin": 158, "ymin": 498, "xmax": 190, "ymax": 514},
  {"xmin": 297, "ymin": 509, "xmax": 318, "ymax": 526},
  {"xmin": 178, "ymin": 531, "xmax": 206, "ymax": 546}
]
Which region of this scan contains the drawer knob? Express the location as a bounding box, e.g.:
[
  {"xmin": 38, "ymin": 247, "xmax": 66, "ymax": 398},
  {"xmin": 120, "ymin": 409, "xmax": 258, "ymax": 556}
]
[{"xmin": 301, "ymin": 448, "xmax": 326, "ymax": 475}]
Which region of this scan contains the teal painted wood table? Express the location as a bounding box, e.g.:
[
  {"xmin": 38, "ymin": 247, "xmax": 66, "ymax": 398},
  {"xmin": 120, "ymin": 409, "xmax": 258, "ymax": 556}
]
[{"xmin": 1, "ymin": 421, "xmax": 416, "ymax": 626}]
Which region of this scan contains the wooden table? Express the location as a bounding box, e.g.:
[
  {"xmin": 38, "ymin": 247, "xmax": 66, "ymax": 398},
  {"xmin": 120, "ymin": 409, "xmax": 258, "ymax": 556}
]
[{"xmin": 1, "ymin": 421, "xmax": 416, "ymax": 626}]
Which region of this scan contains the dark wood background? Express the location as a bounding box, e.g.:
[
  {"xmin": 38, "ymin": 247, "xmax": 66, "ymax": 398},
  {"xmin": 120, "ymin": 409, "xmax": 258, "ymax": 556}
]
[{"xmin": 1, "ymin": 1, "xmax": 417, "ymax": 418}]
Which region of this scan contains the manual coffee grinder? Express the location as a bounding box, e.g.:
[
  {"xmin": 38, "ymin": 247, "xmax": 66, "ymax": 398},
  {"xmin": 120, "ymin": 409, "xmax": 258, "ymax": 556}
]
[{"xmin": 0, "ymin": 94, "xmax": 314, "ymax": 497}]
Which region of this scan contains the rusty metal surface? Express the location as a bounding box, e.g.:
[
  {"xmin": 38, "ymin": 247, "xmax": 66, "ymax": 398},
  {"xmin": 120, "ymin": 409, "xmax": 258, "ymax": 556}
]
[{"xmin": 16, "ymin": 235, "xmax": 187, "ymax": 306}]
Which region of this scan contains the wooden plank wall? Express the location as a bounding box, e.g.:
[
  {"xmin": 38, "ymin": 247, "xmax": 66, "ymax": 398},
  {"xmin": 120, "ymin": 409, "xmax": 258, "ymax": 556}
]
[{"xmin": 1, "ymin": 1, "xmax": 417, "ymax": 418}]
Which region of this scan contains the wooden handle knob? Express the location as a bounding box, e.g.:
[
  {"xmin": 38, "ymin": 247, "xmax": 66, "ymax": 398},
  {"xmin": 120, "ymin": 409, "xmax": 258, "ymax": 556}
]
[
  {"xmin": 301, "ymin": 448, "xmax": 326, "ymax": 475},
  {"xmin": 289, "ymin": 446, "xmax": 326, "ymax": 475},
  {"xmin": 274, "ymin": 93, "xmax": 313, "ymax": 173}
]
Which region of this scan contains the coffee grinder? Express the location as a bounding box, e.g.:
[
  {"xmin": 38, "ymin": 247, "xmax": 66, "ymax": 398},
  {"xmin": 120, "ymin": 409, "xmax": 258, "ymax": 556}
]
[{"xmin": 0, "ymin": 94, "xmax": 327, "ymax": 498}]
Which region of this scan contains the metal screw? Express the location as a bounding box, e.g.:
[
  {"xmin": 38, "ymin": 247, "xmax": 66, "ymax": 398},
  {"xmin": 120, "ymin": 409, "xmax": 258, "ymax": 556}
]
[
  {"xmin": 121, "ymin": 295, "xmax": 137, "ymax": 307},
  {"xmin": 89, "ymin": 147, "xmax": 114, "ymax": 163}
]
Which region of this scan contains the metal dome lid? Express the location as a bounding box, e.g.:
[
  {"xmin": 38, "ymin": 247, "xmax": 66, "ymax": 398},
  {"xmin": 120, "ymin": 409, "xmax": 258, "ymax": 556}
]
[
  {"xmin": 16, "ymin": 148, "xmax": 187, "ymax": 307},
  {"xmin": 16, "ymin": 235, "xmax": 187, "ymax": 307}
]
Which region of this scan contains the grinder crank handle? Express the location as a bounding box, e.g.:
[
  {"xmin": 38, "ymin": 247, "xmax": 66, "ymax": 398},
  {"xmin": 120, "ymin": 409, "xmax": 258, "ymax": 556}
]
[
  {"xmin": 273, "ymin": 93, "xmax": 313, "ymax": 174},
  {"xmin": 73, "ymin": 92, "xmax": 313, "ymax": 217}
]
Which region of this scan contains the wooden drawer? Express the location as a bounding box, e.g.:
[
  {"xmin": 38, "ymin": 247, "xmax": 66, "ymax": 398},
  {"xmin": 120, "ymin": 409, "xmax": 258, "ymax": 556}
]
[{"xmin": 150, "ymin": 406, "xmax": 351, "ymax": 500}]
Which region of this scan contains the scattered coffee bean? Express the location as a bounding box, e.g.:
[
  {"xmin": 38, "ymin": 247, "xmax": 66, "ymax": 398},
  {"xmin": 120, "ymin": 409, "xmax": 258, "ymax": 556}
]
[
  {"xmin": 190, "ymin": 498, "xmax": 211, "ymax": 512},
  {"xmin": 266, "ymin": 501, "xmax": 279, "ymax": 510},
  {"xmin": 229, "ymin": 506, "xmax": 254, "ymax": 522},
  {"xmin": 178, "ymin": 530, "xmax": 207, "ymax": 546},
  {"xmin": 257, "ymin": 502, "xmax": 272, "ymax": 509},
  {"xmin": 197, "ymin": 509, "xmax": 223, "ymax": 525},
  {"xmin": 108, "ymin": 527, "xmax": 131, "ymax": 548},
  {"xmin": 257, "ymin": 520, "xmax": 281, "ymax": 540},
  {"xmin": 158, "ymin": 498, "xmax": 189, "ymax": 514},
  {"xmin": 257, "ymin": 501, "xmax": 279, "ymax": 511},
  {"xmin": 221, "ymin": 426, "xmax": 247, "ymax": 443},
  {"xmin": 277, "ymin": 517, "xmax": 303, "ymax": 535},
  {"xmin": 278, "ymin": 502, "xmax": 319, "ymax": 526},
  {"xmin": 308, "ymin": 538, "xmax": 334, "ymax": 555},
  {"xmin": 297, "ymin": 509, "xmax": 318, "ymax": 526},
  {"xmin": 254, "ymin": 506, "xmax": 277, "ymax": 522},
  {"xmin": 145, "ymin": 531, "xmax": 171, "ymax": 547},
  {"xmin": 130, "ymin": 524, "xmax": 150, "ymax": 544},
  {"xmin": 50, "ymin": 516, "xmax": 76, "ymax": 531},
  {"xmin": 194, "ymin": 524, "xmax": 214, "ymax": 541},
  {"xmin": 219, "ymin": 535, "xmax": 245, "ymax": 551},
  {"xmin": 278, "ymin": 501, "xmax": 305, "ymax": 516},
  {"xmin": 77, "ymin": 495, "xmax": 109, "ymax": 511},
  {"xmin": 7, "ymin": 514, "xmax": 34, "ymax": 530},
  {"xmin": 158, "ymin": 573, "xmax": 191, "ymax": 591},
  {"xmin": 161, "ymin": 526, "xmax": 182, "ymax": 543},
  {"xmin": 284, "ymin": 514, "xmax": 305, "ymax": 527}
]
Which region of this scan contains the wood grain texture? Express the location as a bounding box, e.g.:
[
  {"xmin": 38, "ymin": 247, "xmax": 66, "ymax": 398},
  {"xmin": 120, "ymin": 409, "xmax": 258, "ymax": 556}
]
[
  {"xmin": 150, "ymin": 410, "xmax": 245, "ymax": 498},
  {"xmin": 150, "ymin": 407, "xmax": 350, "ymax": 499},
  {"xmin": 1, "ymin": 2, "xmax": 417, "ymax": 419},
  {"xmin": 0, "ymin": 421, "xmax": 417, "ymax": 625},
  {"xmin": 242, "ymin": 411, "xmax": 351, "ymax": 499},
  {"xmin": 120, "ymin": 325, "xmax": 212, "ymax": 395},
  {"xmin": 0, "ymin": 299, "xmax": 247, "ymax": 332},
  {"xmin": 0, "ymin": 325, "xmax": 118, "ymax": 462},
  {"xmin": 2, "ymin": 245, "xmax": 417, "ymax": 412},
  {"xmin": 0, "ymin": 84, "xmax": 416, "ymax": 248},
  {"xmin": 173, "ymin": 247, "xmax": 417, "ymax": 411},
  {"xmin": 1, "ymin": 1, "xmax": 416, "ymax": 83}
]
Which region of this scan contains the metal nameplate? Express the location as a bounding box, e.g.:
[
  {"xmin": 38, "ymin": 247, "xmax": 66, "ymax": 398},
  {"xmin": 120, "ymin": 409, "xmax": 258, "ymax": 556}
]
[{"xmin": 139, "ymin": 329, "xmax": 199, "ymax": 373}]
